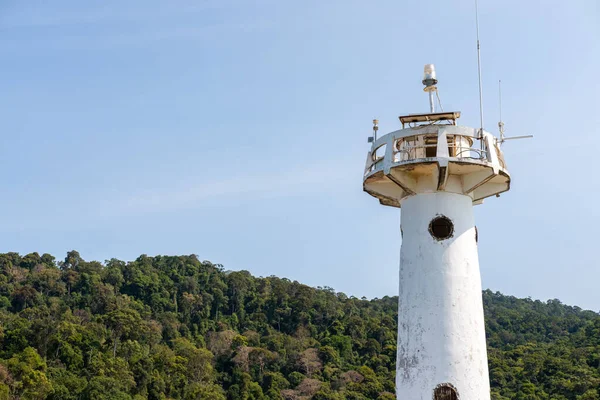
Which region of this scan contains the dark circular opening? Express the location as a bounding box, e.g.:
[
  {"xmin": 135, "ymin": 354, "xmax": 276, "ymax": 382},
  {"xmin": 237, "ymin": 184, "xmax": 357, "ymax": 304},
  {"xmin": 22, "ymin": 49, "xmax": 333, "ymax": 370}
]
[
  {"xmin": 429, "ymin": 216, "xmax": 454, "ymax": 240},
  {"xmin": 433, "ymin": 383, "xmax": 459, "ymax": 400}
]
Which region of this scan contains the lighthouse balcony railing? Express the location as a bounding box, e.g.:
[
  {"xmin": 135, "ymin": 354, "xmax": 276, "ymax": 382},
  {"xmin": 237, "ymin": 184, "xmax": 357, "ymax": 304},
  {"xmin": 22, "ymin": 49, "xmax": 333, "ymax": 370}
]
[
  {"xmin": 365, "ymin": 132, "xmax": 501, "ymax": 176},
  {"xmin": 393, "ymin": 134, "xmax": 488, "ymax": 162}
]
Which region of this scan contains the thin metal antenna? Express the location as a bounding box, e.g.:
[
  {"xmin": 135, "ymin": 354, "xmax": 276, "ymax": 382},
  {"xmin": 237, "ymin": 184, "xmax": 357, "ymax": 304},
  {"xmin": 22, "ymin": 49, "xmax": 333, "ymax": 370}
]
[
  {"xmin": 498, "ymin": 80, "xmax": 504, "ymax": 143},
  {"xmin": 498, "ymin": 80, "xmax": 502, "ymax": 122},
  {"xmin": 475, "ymin": 0, "xmax": 484, "ymax": 136},
  {"xmin": 497, "ymin": 80, "xmax": 534, "ymax": 145}
]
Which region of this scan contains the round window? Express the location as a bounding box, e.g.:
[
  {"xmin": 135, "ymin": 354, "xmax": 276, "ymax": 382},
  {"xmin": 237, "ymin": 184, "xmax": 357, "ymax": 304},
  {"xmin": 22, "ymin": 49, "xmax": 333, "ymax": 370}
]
[{"xmin": 429, "ymin": 216, "xmax": 454, "ymax": 240}]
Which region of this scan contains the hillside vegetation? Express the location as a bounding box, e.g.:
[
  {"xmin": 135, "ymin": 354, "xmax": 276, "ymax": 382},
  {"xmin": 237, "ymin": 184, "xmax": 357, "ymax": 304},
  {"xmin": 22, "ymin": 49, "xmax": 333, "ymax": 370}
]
[{"xmin": 0, "ymin": 251, "xmax": 598, "ymax": 399}]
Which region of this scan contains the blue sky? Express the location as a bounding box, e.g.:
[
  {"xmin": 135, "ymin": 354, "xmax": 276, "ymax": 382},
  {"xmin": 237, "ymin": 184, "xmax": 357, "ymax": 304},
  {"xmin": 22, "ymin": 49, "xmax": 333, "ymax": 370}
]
[{"xmin": 0, "ymin": 0, "xmax": 598, "ymax": 310}]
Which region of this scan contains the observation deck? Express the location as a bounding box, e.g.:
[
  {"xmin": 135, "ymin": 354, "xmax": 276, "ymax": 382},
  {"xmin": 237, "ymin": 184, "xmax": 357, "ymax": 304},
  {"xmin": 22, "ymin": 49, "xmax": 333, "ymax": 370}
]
[{"xmin": 363, "ymin": 112, "xmax": 510, "ymax": 207}]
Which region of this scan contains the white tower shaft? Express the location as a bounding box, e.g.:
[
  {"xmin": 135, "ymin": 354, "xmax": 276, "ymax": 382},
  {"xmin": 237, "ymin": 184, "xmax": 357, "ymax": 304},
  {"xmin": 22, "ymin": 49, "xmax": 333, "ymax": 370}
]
[{"xmin": 397, "ymin": 192, "xmax": 490, "ymax": 399}]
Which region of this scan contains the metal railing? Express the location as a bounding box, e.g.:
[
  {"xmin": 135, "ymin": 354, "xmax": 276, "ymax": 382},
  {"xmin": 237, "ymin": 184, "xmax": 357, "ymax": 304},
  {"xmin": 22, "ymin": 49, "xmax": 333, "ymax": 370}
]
[
  {"xmin": 393, "ymin": 143, "xmax": 439, "ymax": 162},
  {"xmin": 393, "ymin": 135, "xmax": 488, "ymax": 162},
  {"xmin": 450, "ymin": 143, "xmax": 488, "ymax": 160},
  {"xmin": 365, "ymin": 132, "xmax": 502, "ymax": 177}
]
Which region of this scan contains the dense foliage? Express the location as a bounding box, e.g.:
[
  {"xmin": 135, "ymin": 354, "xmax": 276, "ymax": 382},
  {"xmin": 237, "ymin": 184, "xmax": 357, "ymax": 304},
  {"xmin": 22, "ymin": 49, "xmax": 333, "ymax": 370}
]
[{"xmin": 0, "ymin": 251, "xmax": 598, "ymax": 399}]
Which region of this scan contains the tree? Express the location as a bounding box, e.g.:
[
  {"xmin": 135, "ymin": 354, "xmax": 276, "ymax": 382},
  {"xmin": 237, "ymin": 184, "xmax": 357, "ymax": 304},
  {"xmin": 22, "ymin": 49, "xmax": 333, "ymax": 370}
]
[
  {"xmin": 248, "ymin": 347, "xmax": 276, "ymax": 380},
  {"xmin": 296, "ymin": 378, "xmax": 322, "ymax": 397},
  {"xmin": 172, "ymin": 338, "xmax": 219, "ymax": 384},
  {"xmin": 4, "ymin": 347, "xmax": 53, "ymax": 400},
  {"xmin": 103, "ymin": 259, "xmax": 125, "ymax": 294},
  {"xmin": 298, "ymin": 348, "xmax": 322, "ymax": 377},
  {"xmin": 104, "ymin": 302, "xmax": 143, "ymax": 357},
  {"xmin": 86, "ymin": 352, "xmax": 136, "ymax": 397},
  {"xmin": 11, "ymin": 285, "xmax": 39, "ymax": 310},
  {"xmin": 47, "ymin": 368, "xmax": 87, "ymax": 400},
  {"xmin": 0, "ymin": 365, "xmax": 12, "ymax": 400}
]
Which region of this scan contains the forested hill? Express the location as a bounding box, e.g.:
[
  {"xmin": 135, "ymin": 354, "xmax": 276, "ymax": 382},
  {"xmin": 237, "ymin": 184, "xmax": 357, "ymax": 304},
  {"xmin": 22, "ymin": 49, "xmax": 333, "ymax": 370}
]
[{"xmin": 0, "ymin": 252, "xmax": 598, "ymax": 400}]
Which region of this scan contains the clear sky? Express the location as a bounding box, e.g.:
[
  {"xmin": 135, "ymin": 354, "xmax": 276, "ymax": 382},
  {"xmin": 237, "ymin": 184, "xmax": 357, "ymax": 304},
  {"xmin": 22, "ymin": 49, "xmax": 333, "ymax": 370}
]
[{"xmin": 0, "ymin": 0, "xmax": 598, "ymax": 310}]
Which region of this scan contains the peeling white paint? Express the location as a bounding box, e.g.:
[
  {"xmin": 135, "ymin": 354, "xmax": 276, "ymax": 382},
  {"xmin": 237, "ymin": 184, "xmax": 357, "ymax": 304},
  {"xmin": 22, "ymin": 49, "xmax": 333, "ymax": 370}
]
[{"xmin": 396, "ymin": 192, "xmax": 490, "ymax": 400}]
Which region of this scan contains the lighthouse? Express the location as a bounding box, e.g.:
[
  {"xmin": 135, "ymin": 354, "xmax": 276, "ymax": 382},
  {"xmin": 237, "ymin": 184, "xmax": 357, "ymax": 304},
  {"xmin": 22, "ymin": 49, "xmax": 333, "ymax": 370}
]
[{"xmin": 363, "ymin": 65, "xmax": 510, "ymax": 400}]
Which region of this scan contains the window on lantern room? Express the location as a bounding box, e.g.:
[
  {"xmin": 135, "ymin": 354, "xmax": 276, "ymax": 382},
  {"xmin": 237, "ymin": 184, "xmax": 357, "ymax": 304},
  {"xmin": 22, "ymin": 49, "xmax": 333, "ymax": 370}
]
[
  {"xmin": 373, "ymin": 144, "xmax": 386, "ymax": 163},
  {"xmin": 425, "ymin": 136, "xmax": 437, "ymax": 158},
  {"xmin": 447, "ymin": 135, "xmax": 456, "ymax": 157}
]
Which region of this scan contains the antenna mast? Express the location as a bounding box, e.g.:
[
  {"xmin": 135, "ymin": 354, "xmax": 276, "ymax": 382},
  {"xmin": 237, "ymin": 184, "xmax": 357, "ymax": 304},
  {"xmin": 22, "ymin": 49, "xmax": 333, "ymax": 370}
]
[
  {"xmin": 475, "ymin": 0, "xmax": 484, "ymax": 136},
  {"xmin": 422, "ymin": 64, "xmax": 438, "ymax": 113},
  {"xmin": 497, "ymin": 79, "xmax": 534, "ymax": 144},
  {"xmin": 498, "ymin": 80, "xmax": 505, "ymax": 142}
]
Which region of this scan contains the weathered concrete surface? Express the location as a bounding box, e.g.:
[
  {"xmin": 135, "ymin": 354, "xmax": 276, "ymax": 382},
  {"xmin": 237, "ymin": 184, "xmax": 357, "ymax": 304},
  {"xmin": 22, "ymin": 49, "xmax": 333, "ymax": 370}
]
[{"xmin": 397, "ymin": 192, "xmax": 490, "ymax": 400}]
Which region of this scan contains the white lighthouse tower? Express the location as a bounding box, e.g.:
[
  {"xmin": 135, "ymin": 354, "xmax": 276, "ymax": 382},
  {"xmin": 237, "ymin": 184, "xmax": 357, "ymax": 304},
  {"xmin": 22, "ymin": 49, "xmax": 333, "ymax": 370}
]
[{"xmin": 363, "ymin": 65, "xmax": 512, "ymax": 400}]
